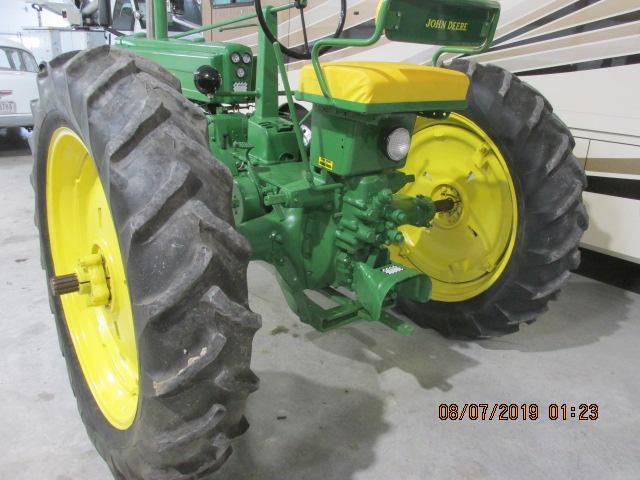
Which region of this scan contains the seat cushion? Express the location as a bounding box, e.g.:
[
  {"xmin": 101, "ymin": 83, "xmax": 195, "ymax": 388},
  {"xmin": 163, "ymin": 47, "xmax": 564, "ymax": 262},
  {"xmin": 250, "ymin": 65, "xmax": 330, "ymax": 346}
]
[{"xmin": 296, "ymin": 61, "xmax": 469, "ymax": 113}]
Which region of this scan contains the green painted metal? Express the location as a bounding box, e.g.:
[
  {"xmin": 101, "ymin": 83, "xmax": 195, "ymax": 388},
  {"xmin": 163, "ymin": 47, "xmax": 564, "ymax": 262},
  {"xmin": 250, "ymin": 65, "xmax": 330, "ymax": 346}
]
[
  {"xmin": 272, "ymin": 42, "xmax": 310, "ymax": 170},
  {"xmin": 152, "ymin": 0, "xmax": 168, "ymax": 40},
  {"xmin": 309, "ymin": 107, "xmax": 417, "ymax": 176},
  {"xmin": 383, "ymin": 0, "xmax": 500, "ymax": 47},
  {"xmin": 254, "ymin": 8, "xmax": 279, "ymax": 120},
  {"xmin": 430, "ymin": 0, "xmax": 501, "ymax": 65},
  {"xmin": 116, "ymin": 36, "xmax": 255, "ymax": 104},
  {"xmin": 353, "ymin": 262, "xmax": 430, "ymax": 321},
  {"xmin": 219, "ymin": 22, "xmax": 259, "ymax": 32},
  {"xmin": 235, "ymin": 174, "xmax": 434, "ymax": 333},
  {"xmin": 113, "ymin": 0, "xmax": 492, "ymax": 335}
]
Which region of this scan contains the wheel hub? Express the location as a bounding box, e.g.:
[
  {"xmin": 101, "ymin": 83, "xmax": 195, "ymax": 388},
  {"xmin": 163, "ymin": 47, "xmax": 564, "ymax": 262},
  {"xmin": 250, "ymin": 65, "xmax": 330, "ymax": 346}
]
[
  {"xmin": 433, "ymin": 184, "xmax": 463, "ymax": 227},
  {"xmin": 51, "ymin": 253, "xmax": 111, "ymax": 306},
  {"xmin": 388, "ymin": 114, "xmax": 518, "ymax": 302}
]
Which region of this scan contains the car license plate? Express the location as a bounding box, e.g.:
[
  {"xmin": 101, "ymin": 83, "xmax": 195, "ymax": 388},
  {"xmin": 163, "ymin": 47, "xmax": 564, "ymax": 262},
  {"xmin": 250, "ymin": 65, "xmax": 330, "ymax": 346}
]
[{"xmin": 0, "ymin": 101, "xmax": 17, "ymax": 114}]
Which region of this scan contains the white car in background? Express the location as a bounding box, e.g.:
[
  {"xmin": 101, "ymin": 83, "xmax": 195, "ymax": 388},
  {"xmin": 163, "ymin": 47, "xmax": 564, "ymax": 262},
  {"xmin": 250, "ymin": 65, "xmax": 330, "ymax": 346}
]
[{"xmin": 0, "ymin": 38, "xmax": 39, "ymax": 129}]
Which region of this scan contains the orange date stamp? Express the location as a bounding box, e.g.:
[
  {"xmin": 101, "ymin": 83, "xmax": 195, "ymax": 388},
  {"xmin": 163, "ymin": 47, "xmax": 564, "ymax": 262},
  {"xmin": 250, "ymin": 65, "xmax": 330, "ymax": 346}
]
[{"xmin": 438, "ymin": 403, "xmax": 599, "ymax": 421}]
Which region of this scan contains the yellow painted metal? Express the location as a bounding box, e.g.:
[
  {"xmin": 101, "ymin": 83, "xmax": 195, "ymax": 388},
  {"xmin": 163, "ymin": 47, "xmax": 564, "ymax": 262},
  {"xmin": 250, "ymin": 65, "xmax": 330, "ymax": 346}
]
[
  {"xmin": 389, "ymin": 114, "xmax": 518, "ymax": 302},
  {"xmin": 46, "ymin": 127, "xmax": 138, "ymax": 430},
  {"xmin": 298, "ymin": 61, "xmax": 469, "ymax": 105},
  {"xmin": 76, "ymin": 253, "xmax": 110, "ymax": 306},
  {"xmin": 375, "ymin": 0, "xmax": 383, "ymax": 23}
]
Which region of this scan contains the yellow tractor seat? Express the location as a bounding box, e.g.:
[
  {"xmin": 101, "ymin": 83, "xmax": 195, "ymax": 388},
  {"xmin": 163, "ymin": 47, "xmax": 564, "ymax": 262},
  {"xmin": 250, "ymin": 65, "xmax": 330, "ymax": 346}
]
[{"xmin": 296, "ymin": 61, "xmax": 469, "ymax": 114}]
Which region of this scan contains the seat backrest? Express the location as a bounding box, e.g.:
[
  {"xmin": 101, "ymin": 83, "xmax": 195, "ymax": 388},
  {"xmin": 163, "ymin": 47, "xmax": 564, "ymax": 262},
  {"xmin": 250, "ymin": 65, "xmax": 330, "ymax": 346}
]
[{"xmin": 378, "ymin": 0, "xmax": 500, "ymax": 48}]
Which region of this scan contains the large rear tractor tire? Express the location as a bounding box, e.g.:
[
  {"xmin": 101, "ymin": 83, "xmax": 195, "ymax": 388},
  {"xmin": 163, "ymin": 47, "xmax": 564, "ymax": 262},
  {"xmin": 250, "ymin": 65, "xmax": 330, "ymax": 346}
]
[
  {"xmin": 32, "ymin": 46, "xmax": 260, "ymax": 479},
  {"xmin": 392, "ymin": 60, "xmax": 588, "ymax": 338}
]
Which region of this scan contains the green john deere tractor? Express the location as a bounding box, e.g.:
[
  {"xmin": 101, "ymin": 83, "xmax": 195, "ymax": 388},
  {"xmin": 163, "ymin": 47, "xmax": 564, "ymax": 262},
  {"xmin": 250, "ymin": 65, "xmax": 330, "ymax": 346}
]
[{"xmin": 31, "ymin": 0, "xmax": 587, "ymax": 477}]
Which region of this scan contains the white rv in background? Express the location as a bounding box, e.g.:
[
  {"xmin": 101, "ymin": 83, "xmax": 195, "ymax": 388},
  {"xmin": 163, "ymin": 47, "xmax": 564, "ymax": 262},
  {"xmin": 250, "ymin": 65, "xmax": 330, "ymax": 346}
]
[{"xmin": 199, "ymin": 0, "xmax": 640, "ymax": 264}]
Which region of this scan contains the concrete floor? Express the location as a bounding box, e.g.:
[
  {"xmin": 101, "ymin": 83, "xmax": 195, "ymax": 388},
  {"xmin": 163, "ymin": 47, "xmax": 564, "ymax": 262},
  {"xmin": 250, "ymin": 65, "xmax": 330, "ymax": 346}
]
[{"xmin": 1, "ymin": 129, "xmax": 639, "ymax": 480}]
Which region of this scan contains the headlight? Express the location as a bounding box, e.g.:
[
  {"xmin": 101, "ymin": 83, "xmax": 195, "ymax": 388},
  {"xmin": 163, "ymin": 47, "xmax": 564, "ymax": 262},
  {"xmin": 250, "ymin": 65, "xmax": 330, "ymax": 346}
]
[
  {"xmin": 385, "ymin": 128, "xmax": 411, "ymax": 162},
  {"xmin": 236, "ymin": 67, "xmax": 246, "ymax": 79},
  {"xmin": 230, "ymin": 52, "xmax": 241, "ymax": 64},
  {"xmin": 193, "ymin": 65, "xmax": 221, "ymax": 95},
  {"xmin": 242, "ymin": 52, "xmax": 252, "ymax": 64},
  {"xmin": 301, "ymin": 124, "xmax": 312, "ymax": 147}
]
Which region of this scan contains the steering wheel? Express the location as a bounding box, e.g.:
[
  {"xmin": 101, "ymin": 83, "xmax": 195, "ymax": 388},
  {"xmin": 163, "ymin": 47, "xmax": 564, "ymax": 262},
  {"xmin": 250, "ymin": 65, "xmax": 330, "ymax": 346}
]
[{"xmin": 254, "ymin": 0, "xmax": 347, "ymax": 60}]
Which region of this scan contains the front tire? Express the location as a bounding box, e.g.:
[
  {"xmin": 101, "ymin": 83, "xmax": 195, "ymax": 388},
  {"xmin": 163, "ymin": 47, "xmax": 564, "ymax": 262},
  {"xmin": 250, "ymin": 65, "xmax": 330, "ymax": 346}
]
[
  {"xmin": 32, "ymin": 46, "xmax": 260, "ymax": 479},
  {"xmin": 396, "ymin": 60, "xmax": 588, "ymax": 338}
]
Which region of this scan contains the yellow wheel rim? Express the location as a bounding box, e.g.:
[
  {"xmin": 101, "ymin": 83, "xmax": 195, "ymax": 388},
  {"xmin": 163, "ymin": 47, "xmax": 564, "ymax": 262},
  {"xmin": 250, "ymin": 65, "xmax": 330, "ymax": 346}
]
[
  {"xmin": 46, "ymin": 127, "xmax": 138, "ymax": 429},
  {"xmin": 389, "ymin": 114, "xmax": 518, "ymax": 302}
]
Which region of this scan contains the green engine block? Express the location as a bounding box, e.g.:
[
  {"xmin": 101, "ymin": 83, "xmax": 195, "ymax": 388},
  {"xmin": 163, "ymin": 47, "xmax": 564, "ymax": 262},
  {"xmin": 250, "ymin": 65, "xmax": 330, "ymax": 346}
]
[{"xmin": 224, "ymin": 106, "xmax": 439, "ymax": 334}]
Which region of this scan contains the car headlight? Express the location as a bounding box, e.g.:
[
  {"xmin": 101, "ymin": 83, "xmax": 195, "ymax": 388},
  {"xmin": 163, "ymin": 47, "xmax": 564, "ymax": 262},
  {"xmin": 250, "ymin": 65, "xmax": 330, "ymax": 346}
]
[
  {"xmin": 236, "ymin": 67, "xmax": 246, "ymax": 79},
  {"xmin": 230, "ymin": 52, "xmax": 241, "ymax": 64},
  {"xmin": 242, "ymin": 52, "xmax": 252, "ymax": 64},
  {"xmin": 385, "ymin": 128, "xmax": 411, "ymax": 161}
]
